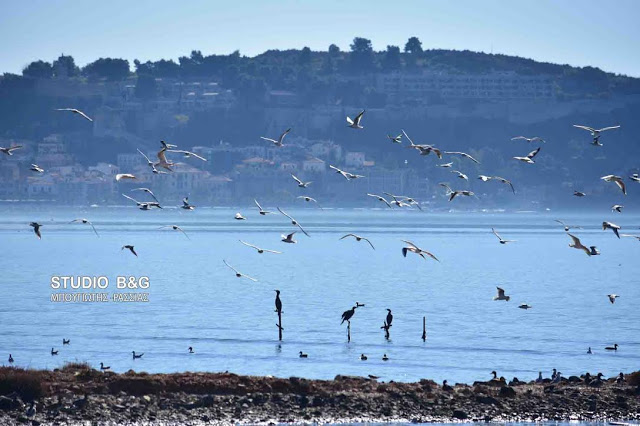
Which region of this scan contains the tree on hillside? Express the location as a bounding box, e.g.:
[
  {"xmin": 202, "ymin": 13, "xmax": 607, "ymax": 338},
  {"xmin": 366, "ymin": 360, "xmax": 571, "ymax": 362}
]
[
  {"xmin": 299, "ymin": 47, "xmax": 312, "ymax": 66},
  {"xmin": 22, "ymin": 60, "xmax": 53, "ymax": 79},
  {"xmin": 52, "ymin": 54, "xmax": 79, "ymax": 78},
  {"xmin": 382, "ymin": 45, "xmax": 401, "ymax": 72},
  {"xmin": 349, "ymin": 37, "xmax": 375, "ymax": 73},
  {"xmin": 404, "ymin": 36, "xmax": 423, "ymax": 55},
  {"xmin": 134, "ymin": 73, "xmax": 157, "ymax": 100},
  {"xmin": 82, "ymin": 58, "xmax": 130, "ymax": 81},
  {"xmin": 328, "ymin": 44, "xmax": 341, "ymax": 57}
]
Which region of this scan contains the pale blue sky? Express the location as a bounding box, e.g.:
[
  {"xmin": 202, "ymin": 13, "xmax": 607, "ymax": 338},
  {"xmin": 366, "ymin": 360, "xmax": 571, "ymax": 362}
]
[{"xmin": 1, "ymin": 0, "xmax": 639, "ymax": 76}]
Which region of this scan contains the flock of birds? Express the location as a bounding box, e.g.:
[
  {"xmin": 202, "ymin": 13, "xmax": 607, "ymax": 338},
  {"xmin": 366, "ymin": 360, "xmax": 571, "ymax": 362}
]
[{"xmin": 3, "ymin": 107, "xmax": 637, "ymax": 380}]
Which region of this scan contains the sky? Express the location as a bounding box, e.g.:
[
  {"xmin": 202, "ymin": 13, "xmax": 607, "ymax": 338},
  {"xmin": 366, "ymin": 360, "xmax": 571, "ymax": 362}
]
[{"xmin": 1, "ymin": 0, "xmax": 639, "ymax": 77}]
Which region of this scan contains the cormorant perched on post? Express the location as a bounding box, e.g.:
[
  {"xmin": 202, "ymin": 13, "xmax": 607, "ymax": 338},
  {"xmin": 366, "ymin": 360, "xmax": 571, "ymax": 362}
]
[
  {"xmin": 274, "ymin": 290, "xmax": 282, "ymax": 314},
  {"xmin": 385, "ymin": 309, "xmax": 393, "ymax": 327},
  {"xmin": 341, "ymin": 306, "xmax": 357, "ymax": 324}
]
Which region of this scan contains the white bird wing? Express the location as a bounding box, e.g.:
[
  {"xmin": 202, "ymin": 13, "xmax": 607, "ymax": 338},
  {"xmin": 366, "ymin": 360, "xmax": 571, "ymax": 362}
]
[
  {"xmin": 291, "ymin": 174, "xmax": 303, "ymax": 185},
  {"xmin": 511, "ymin": 136, "xmax": 527, "ymax": 141},
  {"xmin": 254, "ymin": 199, "xmax": 263, "ymax": 210},
  {"xmin": 527, "ymin": 147, "xmax": 541, "ymax": 158},
  {"xmin": 597, "ymin": 125, "xmax": 620, "ymax": 132},
  {"xmin": 401, "ymin": 240, "xmax": 420, "ymax": 250},
  {"xmin": 223, "ymin": 259, "xmax": 240, "ymax": 274},
  {"xmin": 279, "ymin": 128, "xmax": 291, "ymax": 142},
  {"xmin": 240, "ymin": 240, "xmax": 261, "ymax": 251},
  {"xmin": 168, "ymin": 150, "xmax": 207, "ymax": 161},
  {"xmin": 137, "ymin": 148, "xmax": 152, "ymax": 164},
  {"xmin": 76, "ymin": 110, "xmax": 93, "ymax": 122},
  {"xmin": 122, "ymin": 193, "xmax": 139, "ymax": 204},
  {"xmin": 295, "ymin": 221, "xmax": 310, "ymax": 237},
  {"xmin": 262, "ymin": 248, "xmax": 282, "ymax": 254},
  {"xmin": 346, "ymin": 116, "xmax": 354, "ymax": 125},
  {"xmin": 260, "ymin": 137, "xmax": 278, "ymax": 144},
  {"xmin": 573, "ymin": 124, "xmax": 596, "ymax": 132},
  {"xmin": 492, "ymin": 228, "xmax": 502, "ymax": 240}
]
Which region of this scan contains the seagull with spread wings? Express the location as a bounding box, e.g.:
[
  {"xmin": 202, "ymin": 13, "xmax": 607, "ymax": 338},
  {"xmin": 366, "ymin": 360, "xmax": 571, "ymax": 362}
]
[
  {"xmin": 277, "ymin": 207, "xmax": 310, "ymax": 236},
  {"xmin": 444, "ymin": 151, "xmax": 480, "ymax": 164},
  {"xmin": 439, "ymin": 183, "xmax": 474, "ymax": 201},
  {"xmin": 555, "ymin": 220, "xmax": 582, "ymax": 232},
  {"xmin": 367, "ymin": 193, "xmax": 392, "ymax": 208},
  {"xmin": 30, "ymin": 164, "xmax": 44, "ymax": 173},
  {"xmin": 281, "ymin": 232, "xmax": 297, "ymax": 244},
  {"xmin": 346, "ymin": 110, "xmax": 365, "ymax": 129},
  {"xmin": 116, "ymin": 173, "xmax": 137, "ymax": 181},
  {"xmin": 401, "ymin": 240, "xmax": 439, "ymax": 262},
  {"xmin": 329, "ymin": 165, "xmax": 365, "ymax": 180},
  {"xmin": 291, "ymin": 174, "xmax": 312, "ymax": 188},
  {"xmin": 240, "ymin": 240, "xmax": 282, "ymax": 254},
  {"xmin": 69, "ymin": 218, "xmax": 100, "ymax": 237},
  {"xmin": 601, "ymin": 175, "xmax": 626, "ymax": 195},
  {"xmin": 493, "ymin": 176, "xmax": 516, "ymax": 194},
  {"xmin": 492, "ymin": 228, "xmax": 515, "ymax": 244},
  {"xmin": 254, "ymin": 199, "xmax": 273, "ymax": 215},
  {"xmin": 131, "ymin": 188, "xmax": 159, "ymax": 203},
  {"xmin": 567, "ymin": 233, "xmax": 592, "ymax": 256},
  {"xmin": 261, "ymin": 128, "xmax": 291, "ymax": 147},
  {"xmin": 122, "ymin": 193, "xmax": 162, "ymax": 210},
  {"xmin": 387, "ymin": 133, "xmax": 402, "ymax": 144},
  {"xmin": 159, "ymin": 225, "xmax": 190, "ymax": 239},
  {"xmin": 402, "ymin": 130, "xmax": 443, "ymax": 158},
  {"xmin": 511, "ymin": 136, "xmax": 545, "ymax": 143},
  {"xmin": 493, "ymin": 287, "xmax": 510, "ymax": 301},
  {"xmin": 602, "ymin": 221, "xmax": 621, "ymax": 238},
  {"xmin": 167, "ymin": 149, "xmax": 207, "ymax": 162},
  {"xmin": 223, "ymin": 260, "xmax": 257, "ymax": 282},
  {"xmin": 573, "ymin": 124, "xmax": 620, "ymax": 146},
  {"xmin": 513, "ymin": 147, "xmax": 540, "ymax": 164},
  {"xmin": 1, "ymin": 145, "xmax": 22, "ymax": 156},
  {"xmin": 340, "ymin": 233, "xmax": 375, "ymax": 250}
]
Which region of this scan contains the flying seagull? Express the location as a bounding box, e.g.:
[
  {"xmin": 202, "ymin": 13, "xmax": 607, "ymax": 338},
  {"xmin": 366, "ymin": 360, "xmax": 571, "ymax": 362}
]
[
  {"xmin": 401, "ymin": 240, "xmax": 439, "ymax": 262},
  {"xmin": 69, "ymin": 218, "xmax": 100, "ymax": 237},
  {"xmin": 387, "ymin": 133, "xmax": 402, "ymax": 144},
  {"xmin": 55, "ymin": 108, "xmax": 93, "ymax": 122},
  {"xmin": 601, "ymin": 175, "xmax": 626, "ymax": 195},
  {"xmin": 620, "ymin": 234, "xmax": 640, "ymax": 241},
  {"xmin": 159, "ymin": 225, "xmax": 190, "ymax": 239},
  {"xmin": 555, "ymin": 220, "xmax": 582, "ymax": 232},
  {"xmin": 493, "ymin": 176, "xmax": 516, "ymax": 194},
  {"xmin": 340, "ymin": 233, "xmax": 375, "ymax": 250},
  {"xmin": 451, "ymin": 170, "xmax": 468, "ymax": 181},
  {"xmin": 607, "ymin": 294, "xmax": 619, "ymax": 304},
  {"xmin": 444, "ymin": 151, "xmax": 480, "ymax": 164},
  {"xmin": 329, "ymin": 165, "xmax": 365, "ymax": 180},
  {"xmin": 260, "ymin": 128, "xmax": 291, "ymax": 147},
  {"xmin": 492, "ymin": 228, "xmax": 515, "ymax": 244},
  {"xmin": 346, "ymin": 110, "xmax": 365, "ymax": 129},
  {"xmin": 29, "ymin": 222, "xmax": 42, "ymax": 239},
  {"xmin": 439, "ymin": 183, "xmax": 474, "ymax": 201},
  {"xmin": 167, "ymin": 149, "xmax": 207, "ymax": 161},
  {"xmin": 30, "ymin": 164, "xmax": 44, "ymax": 173},
  {"xmin": 611, "ymin": 204, "xmax": 624, "ymax": 213},
  {"xmin": 0, "ymin": 145, "xmax": 22, "ymax": 156},
  {"xmin": 223, "ymin": 260, "xmax": 257, "ymax": 282},
  {"xmin": 131, "ymin": 188, "xmax": 159, "ymax": 203},
  {"xmin": 437, "ymin": 162, "xmax": 453, "ymax": 168},
  {"xmin": 277, "ymin": 207, "xmax": 310, "ymax": 237},
  {"xmin": 567, "ymin": 233, "xmax": 592, "ymax": 256},
  {"xmin": 493, "ymin": 287, "xmax": 510, "ymax": 301},
  {"xmin": 602, "ymin": 221, "xmax": 621, "ymax": 238},
  {"xmin": 630, "ymin": 173, "xmax": 640, "ymax": 183},
  {"xmin": 122, "ymin": 193, "xmax": 162, "ymax": 210},
  {"xmin": 181, "ymin": 197, "xmax": 195, "ymax": 210},
  {"xmin": 367, "ymin": 193, "xmax": 392, "ymax": 208},
  {"xmin": 297, "ymin": 195, "xmax": 318, "ymax": 204},
  {"xmin": 478, "ymin": 175, "xmax": 493, "ymax": 182},
  {"xmin": 513, "ymin": 147, "xmax": 540, "ymax": 164},
  {"xmin": 573, "ymin": 124, "xmax": 620, "ymax": 146},
  {"xmin": 573, "ymin": 190, "xmax": 586, "ymax": 197},
  {"xmin": 115, "ymin": 173, "xmax": 136, "ymax": 182},
  {"xmin": 403, "ymin": 130, "xmax": 443, "ymax": 158},
  {"xmin": 240, "ymin": 240, "xmax": 282, "ymax": 254},
  {"xmin": 291, "ymin": 174, "xmax": 312, "ymax": 188},
  {"xmin": 121, "ymin": 245, "xmax": 137, "ymax": 257},
  {"xmin": 511, "ymin": 136, "xmax": 545, "ymax": 143},
  {"xmin": 155, "ymin": 144, "xmax": 174, "ymax": 171},
  {"xmin": 384, "ymin": 192, "xmax": 411, "ymax": 208},
  {"xmin": 254, "ymin": 199, "xmax": 272, "ymax": 215},
  {"xmin": 281, "ymin": 232, "xmax": 297, "ymax": 244},
  {"xmin": 235, "ymin": 212, "xmax": 246, "ymax": 220},
  {"xmin": 518, "ymin": 303, "xmax": 532, "ymax": 310}
]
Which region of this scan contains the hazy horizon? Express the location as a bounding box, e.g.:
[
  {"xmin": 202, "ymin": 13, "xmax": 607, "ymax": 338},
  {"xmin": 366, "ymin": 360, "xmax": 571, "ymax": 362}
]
[{"xmin": 1, "ymin": 0, "xmax": 640, "ymax": 77}]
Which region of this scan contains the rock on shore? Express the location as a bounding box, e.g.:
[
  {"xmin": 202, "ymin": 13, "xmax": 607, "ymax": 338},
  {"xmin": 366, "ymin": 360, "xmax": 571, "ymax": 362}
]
[{"xmin": 1, "ymin": 366, "xmax": 639, "ymax": 424}]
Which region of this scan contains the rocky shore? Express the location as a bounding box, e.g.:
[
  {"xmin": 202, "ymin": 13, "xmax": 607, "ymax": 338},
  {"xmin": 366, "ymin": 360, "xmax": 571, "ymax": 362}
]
[{"xmin": 1, "ymin": 365, "xmax": 639, "ymax": 425}]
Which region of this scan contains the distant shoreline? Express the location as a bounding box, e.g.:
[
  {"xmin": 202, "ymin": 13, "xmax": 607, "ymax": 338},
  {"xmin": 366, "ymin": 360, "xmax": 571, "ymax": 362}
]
[{"xmin": 1, "ymin": 365, "xmax": 638, "ymax": 424}]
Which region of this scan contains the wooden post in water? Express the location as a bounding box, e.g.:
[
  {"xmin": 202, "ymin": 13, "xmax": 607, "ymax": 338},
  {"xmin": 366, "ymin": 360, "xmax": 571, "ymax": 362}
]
[
  {"xmin": 422, "ymin": 316, "xmax": 427, "ymax": 342},
  {"xmin": 381, "ymin": 322, "xmax": 391, "ymax": 340},
  {"xmin": 347, "ymin": 321, "xmax": 351, "ymax": 342},
  {"xmin": 277, "ymin": 311, "xmax": 283, "ymax": 341}
]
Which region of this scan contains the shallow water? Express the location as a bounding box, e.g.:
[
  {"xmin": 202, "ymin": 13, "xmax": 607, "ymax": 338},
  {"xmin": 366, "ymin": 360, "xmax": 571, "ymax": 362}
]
[{"xmin": 0, "ymin": 205, "xmax": 638, "ymax": 384}]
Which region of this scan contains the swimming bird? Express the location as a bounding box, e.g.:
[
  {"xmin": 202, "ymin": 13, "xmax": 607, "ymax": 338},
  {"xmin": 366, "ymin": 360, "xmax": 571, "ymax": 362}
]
[
  {"xmin": 274, "ymin": 290, "xmax": 282, "ymax": 314},
  {"xmin": 261, "ymin": 128, "xmax": 291, "ymax": 147},
  {"xmin": 605, "ymin": 344, "xmax": 618, "ymax": 351},
  {"xmin": 132, "ymin": 351, "xmax": 144, "ymax": 359},
  {"xmin": 513, "ymin": 147, "xmax": 540, "ymax": 164},
  {"xmin": 385, "ymin": 309, "xmax": 393, "ymax": 327},
  {"xmin": 607, "ymin": 294, "xmax": 619, "ymax": 304},
  {"xmin": 360, "ymin": 354, "xmax": 368, "ymax": 360},
  {"xmin": 254, "ymin": 199, "xmax": 273, "ymax": 215},
  {"xmin": 444, "ymin": 151, "xmax": 479, "ymax": 164},
  {"xmin": 121, "ymin": 245, "xmax": 138, "ymax": 257},
  {"xmin": 587, "ymin": 347, "xmax": 592, "ymax": 354},
  {"xmin": 291, "ymin": 174, "xmax": 312, "ymax": 188},
  {"xmin": 346, "ymin": 110, "xmax": 365, "ymax": 129},
  {"xmin": 240, "ymin": 240, "xmax": 281, "ymax": 254},
  {"xmin": 630, "ymin": 173, "xmax": 640, "ymax": 183},
  {"xmin": 55, "ymin": 108, "xmax": 93, "ymax": 121},
  {"xmin": 122, "ymin": 194, "xmax": 162, "ymax": 210},
  {"xmin": 573, "ymin": 191, "xmax": 586, "ymax": 197},
  {"xmin": 451, "ymin": 170, "xmax": 468, "ymax": 180},
  {"xmin": 181, "ymin": 197, "xmax": 195, "ymax": 210},
  {"xmin": 573, "ymin": 124, "xmax": 620, "ymax": 146},
  {"xmin": 235, "ymin": 212, "xmax": 246, "ymax": 220},
  {"xmin": 387, "ymin": 134, "xmax": 402, "ymax": 144},
  {"xmin": 281, "ymin": 232, "xmax": 297, "ymax": 244},
  {"xmin": 29, "ymin": 222, "xmax": 42, "ymax": 239},
  {"xmin": 51, "ymin": 347, "xmax": 58, "ymax": 355},
  {"xmin": 518, "ymin": 303, "xmax": 532, "ymax": 310},
  {"xmin": 100, "ymin": 362, "xmax": 110, "ymax": 371},
  {"xmin": 567, "ymin": 233, "xmax": 592, "ymax": 256},
  {"xmin": 159, "ymin": 225, "xmax": 190, "ymax": 239},
  {"xmin": 601, "ymin": 175, "xmax": 626, "ymax": 195},
  {"xmin": 131, "ymin": 187, "xmax": 159, "ymax": 203},
  {"xmin": 30, "ymin": 164, "xmax": 44, "ymax": 173},
  {"xmin": 555, "ymin": 220, "xmax": 582, "ymax": 232},
  {"xmin": 188, "ymin": 347, "xmax": 194, "ymax": 353},
  {"xmin": 382, "ymin": 354, "xmax": 389, "ymax": 361},
  {"xmin": 493, "ymin": 287, "xmax": 510, "ymax": 301},
  {"xmin": 340, "ymin": 233, "xmax": 375, "ymax": 250},
  {"xmin": 115, "ymin": 173, "xmax": 137, "ymax": 183},
  {"xmin": 492, "ymin": 228, "xmax": 516, "ymax": 244},
  {"xmin": 602, "ymin": 221, "xmax": 621, "ymax": 238},
  {"xmin": 437, "ymin": 162, "xmax": 453, "ymax": 168},
  {"xmin": 63, "ymin": 339, "xmax": 70, "ymax": 345},
  {"xmin": 511, "ymin": 136, "xmax": 545, "ymax": 143},
  {"xmin": 612, "ymin": 204, "xmax": 624, "ymax": 213},
  {"xmin": 299, "ymin": 351, "xmax": 308, "ymax": 358},
  {"xmin": 401, "ymin": 240, "xmax": 439, "ymax": 262},
  {"xmin": 439, "ymin": 183, "xmax": 474, "ymax": 201},
  {"xmin": 223, "ymin": 260, "xmax": 257, "ymax": 282},
  {"xmin": 341, "ymin": 306, "xmax": 357, "ymax": 324},
  {"xmin": 493, "ymin": 176, "xmax": 516, "ymax": 194},
  {"xmin": 8, "ymin": 354, "xmax": 13, "ymax": 364},
  {"xmin": 329, "ymin": 165, "xmax": 365, "ymax": 180},
  {"xmin": 367, "ymin": 193, "xmax": 392, "ymax": 208},
  {"xmin": 69, "ymin": 218, "xmax": 99, "ymax": 237},
  {"xmin": 0, "ymin": 145, "xmax": 22, "ymax": 156},
  {"xmin": 167, "ymin": 149, "xmax": 207, "ymax": 161},
  {"xmin": 277, "ymin": 207, "xmax": 310, "ymax": 237}
]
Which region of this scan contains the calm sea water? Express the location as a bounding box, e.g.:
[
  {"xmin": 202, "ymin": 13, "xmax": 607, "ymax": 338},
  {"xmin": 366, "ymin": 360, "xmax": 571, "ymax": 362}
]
[{"xmin": 0, "ymin": 205, "xmax": 638, "ymax": 384}]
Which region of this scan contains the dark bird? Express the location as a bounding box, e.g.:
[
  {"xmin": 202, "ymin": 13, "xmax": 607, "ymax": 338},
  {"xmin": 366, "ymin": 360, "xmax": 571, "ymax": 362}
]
[
  {"xmin": 382, "ymin": 354, "xmax": 389, "ymax": 361},
  {"xmin": 30, "ymin": 222, "xmax": 42, "ymax": 239},
  {"xmin": 8, "ymin": 354, "xmax": 14, "ymax": 363},
  {"xmin": 121, "ymin": 245, "xmax": 138, "ymax": 257},
  {"xmin": 602, "ymin": 221, "xmax": 621, "ymax": 238},
  {"xmin": 385, "ymin": 309, "xmax": 393, "ymax": 327},
  {"xmin": 341, "ymin": 306, "xmax": 357, "ymax": 324},
  {"xmin": 51, "ymin": 348, "xmax": 58, "ymax": 355},
  {"xmin": 360, "ymin": 354, "xmax": 368, "ymax": 360},
  {"xmin": 132, "ymin": 351, "xmax": 144, "ymax": 359},
  {"xmin": 181, "ymin": 197, "xmax": 195, "ymax": 210},
  {"xmin": 299, "ymin": 351, "xmax": 308, "ymax": 358},
  {"xmin": 188, "ymin": 347, "xmax": 194, "ymax": 353},
  {"xmin": 605, "ymin": 344, "xmax": 618, "ymax": 351},
  {"xmin": 62, "ymin": 339, "xmax": 70, "ymax": 345},
  {"xmin": 100, "ymin": 362, "xmax": 110, "ymax": 371},
  {"xmin": 274, "ymin": 290, "xmax": 282, "ymax": 314},
  {"xmin": 574, "ymin": 190, "xmax": 586, "ymax": 197},
  {"xmin": 340, "ymin": 233, "xmax": 375, "ymax": 250}
]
